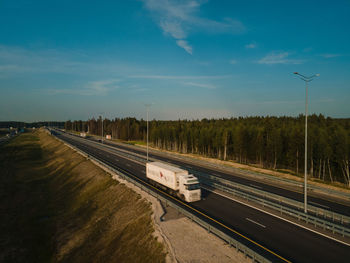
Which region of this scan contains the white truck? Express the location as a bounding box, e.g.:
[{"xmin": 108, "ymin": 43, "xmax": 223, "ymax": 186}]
[{"xmin": 146, "ymin": 161, "xmax": 201, "ymax": 202}]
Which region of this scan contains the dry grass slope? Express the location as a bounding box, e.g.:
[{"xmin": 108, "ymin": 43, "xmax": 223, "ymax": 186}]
[{"xmin": 0, "ymin": 130, "xmax": 166, "ymax": 263}]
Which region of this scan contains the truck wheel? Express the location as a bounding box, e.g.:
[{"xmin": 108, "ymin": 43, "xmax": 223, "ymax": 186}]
[{"xmin": 180, "ymin": 194, "xmax": 185, "ymax": 201}]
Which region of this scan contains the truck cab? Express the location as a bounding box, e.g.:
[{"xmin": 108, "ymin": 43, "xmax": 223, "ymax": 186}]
[{"xmin": 179, "ymin": 174, "xmax": 201, "ymax": 202}]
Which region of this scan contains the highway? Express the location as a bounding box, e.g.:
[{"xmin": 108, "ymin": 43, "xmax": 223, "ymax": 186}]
[
  {"xmin": 85, "ymin": 134, "xmax": 350, "ymax": 217},
  {"xmin": 54, "ymin": 130, "xmax": 350, "ymax": 263}
]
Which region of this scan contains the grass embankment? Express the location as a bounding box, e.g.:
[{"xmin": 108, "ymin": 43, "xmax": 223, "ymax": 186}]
[
  {"xmin": 0, "ymin": 130, "xmax": 166, "ymax": 263},
  {"xmin": 0, "ymin": 129, "xmax": 9, "ymax": 137}
]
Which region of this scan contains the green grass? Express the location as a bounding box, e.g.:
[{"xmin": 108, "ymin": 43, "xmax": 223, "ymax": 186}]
[
  {"xmin": 124, "ymin": 140, "xmax": 147, "ymax": 146},
  {"xmin": 0, "ymin": 130, "xmax": 166, "ymax": 263}
]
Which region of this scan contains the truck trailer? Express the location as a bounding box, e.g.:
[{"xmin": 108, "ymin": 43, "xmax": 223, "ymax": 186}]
[{"xmin": 146, "ymin": 161, "xmax": 201, "ymax": 202}]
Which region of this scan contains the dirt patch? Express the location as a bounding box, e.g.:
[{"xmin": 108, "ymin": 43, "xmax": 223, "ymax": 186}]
[{"xmin": 162, "ymin": 219, "xmax": 250, "ymax": 262}]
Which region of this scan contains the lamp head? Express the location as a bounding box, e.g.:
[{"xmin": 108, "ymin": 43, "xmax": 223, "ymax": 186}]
[{"xmin": 294, "ymin": 72, "xmax": 298, "ymax": 74}]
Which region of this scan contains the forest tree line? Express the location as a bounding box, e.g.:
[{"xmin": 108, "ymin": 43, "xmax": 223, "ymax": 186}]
[{"xmin": 64, "ymin": 115, "xmax": 350, "ymax": 187}]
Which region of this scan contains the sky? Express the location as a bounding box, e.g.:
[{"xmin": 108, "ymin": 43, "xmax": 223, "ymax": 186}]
[{"xmin": 0, "ymin": 0, "xmax": 349, "ymax": 122}]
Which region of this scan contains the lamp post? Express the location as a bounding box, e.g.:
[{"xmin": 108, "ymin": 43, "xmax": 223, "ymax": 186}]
[
  {"xmin": 145, "ymin": 104, "xmax": 152, "ymax": 162},
  {"xmin": 99, "ymin": 113, "xmax": 104, "ymax": 144},
  {"xmin": 294, "ymin": 72, "xmax": 319, "ymax": 213}
]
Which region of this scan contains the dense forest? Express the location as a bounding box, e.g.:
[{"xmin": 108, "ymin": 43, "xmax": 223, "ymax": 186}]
[{"xmin": 64, "ymin": 115, "xmax": 350, "ymax": 187}]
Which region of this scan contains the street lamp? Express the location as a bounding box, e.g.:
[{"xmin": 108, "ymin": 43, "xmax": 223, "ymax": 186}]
[
  {"xmin": 99, "ymin": 113, "xmax": 104, "ymax": 144},
  {"xmin": 145, "ymin": 104, "xmax": 152, "ymax": 162},
  {"xmin": 294, "ymin": 72, "xmax": 320, "ymax": 214}
]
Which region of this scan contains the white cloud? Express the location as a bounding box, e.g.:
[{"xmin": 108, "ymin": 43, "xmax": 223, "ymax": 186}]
[
  {"xmin": 245, "ymin": 43, "xmax": 256, "ymax": 49},
  {"xmin": 142, "ymin": 0, "xmax": 244, "ymax": 54},
  {"xmin": 176, "ymin": 40, "xmax": 192, "ymax": 54},
  {"xmin": 258, "ymin": 51, "xmax": 304, "ymax": 65},
  {"xmin": 160, "ymin": 20, "xmax": 187, "ymax": 39},
  {"xmin": 320, "ymin": 53, "xmax": 341, "ymax": 58},
  {"xmin": 229, "ymin": 59, "xmax": 237, "ymax": 64},
  {"xmin": 183, "ymin": 81, "xmax": 217, "ymax": 89}
]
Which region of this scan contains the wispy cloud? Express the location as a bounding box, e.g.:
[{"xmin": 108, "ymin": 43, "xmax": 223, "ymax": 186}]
[
  {"xmin": 258, "ymin": 51, "xmax": 304, "ymax": 65},
  {"xmin": 320, "ymin": 53, "xmax": 341, "ymax": 58},
  {"xmin": 258, "ymin": 98, "xmax": 335, "ymax": 105},
  {"xmin": 183, "ymin": 81, "xmax": 217, "ymax": 89},
  {"xmin": 142, "ymin": 0, "xmax": 245, "ymax": 54},
  {"xmin": 129, "ymin": 74, "xmax": 231, "ymax": 80},
  {"xmin": 176, "ymin": 40, "xmax": 192, "ymax": 54},
  {"xmin": 0, "ymin": 45, "xmax": 142, "ymax": 77},
  {"xmin": 47, "ymin": 79, "xmax": 120, "ymax": 96},
  {"xmin": 0, "ymin": 64, "xmax": 19, "ymax": 71},
  {"xmin": 245, "ymin": 42, "xmax": 256, "ymax": 49},
  {"xmin": 0, "ymin": 45, "xmax": 85, "ymax": 74}
]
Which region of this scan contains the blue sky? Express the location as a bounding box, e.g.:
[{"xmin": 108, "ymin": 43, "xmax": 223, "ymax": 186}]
[{"xmin": 0, "ymin": 0, "xmax": 349, "ymax": 121}]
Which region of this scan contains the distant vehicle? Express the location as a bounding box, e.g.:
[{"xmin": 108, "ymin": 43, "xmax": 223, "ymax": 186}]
[
  {"xmin": 146, "ymin": 161, "xmax": 201, "ymax": 202},
  {"xmin": 80, "ymin": 132, "xmax": 87, "ymax": 138},
  {"xmin": 106, "ymin": 135, "xmax": 112, "ymax": 140}
]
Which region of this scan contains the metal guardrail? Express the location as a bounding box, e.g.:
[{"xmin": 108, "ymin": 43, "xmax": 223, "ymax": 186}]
[
  {"xmin": 194, "ymin": 172, "xmax": 350, "ymax": 227},
  {"xmin": 121, "ymin": 140, "xmax": 350, "ymax": 201},
  {"xmin": 199, "ymin": 177, "xmax": 350, "ymax": 238},
  {"xmin": 56, "ymin": 130, "xmax": 350, "ymax": 238},
  {"xmin": 53, "ymin": 133, "xmax": 272, "ymax": 263}
]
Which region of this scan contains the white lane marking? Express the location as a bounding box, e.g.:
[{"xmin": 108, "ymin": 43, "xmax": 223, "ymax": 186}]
[
  {"xmin": 115, "ymin": 159, "xmax": 119, "ymax": 162},
  {"xmin": 201, "ymin": 186, "xmax": 350, "ymax": 247},
  {"xmin": 141, "ymin": 170, "xmax": 145, "ymax": 174},
  {"xmin": 246, "ymin": 218, "xmax": 266, "ymax": 228},
  {"xmin": 309, "ymin": 201, "xmax": 329, "ymax": 209},
  {"xmin": 213, "ymin": 173, "xmax": 222, "ymax": 177},
  {"xmin": 249, "ymin": 184, "xmax": 263, "ymax": 189},
  {"xmin": 126, "ymin": 163, "xmax": 131, "ymax": 167}
]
